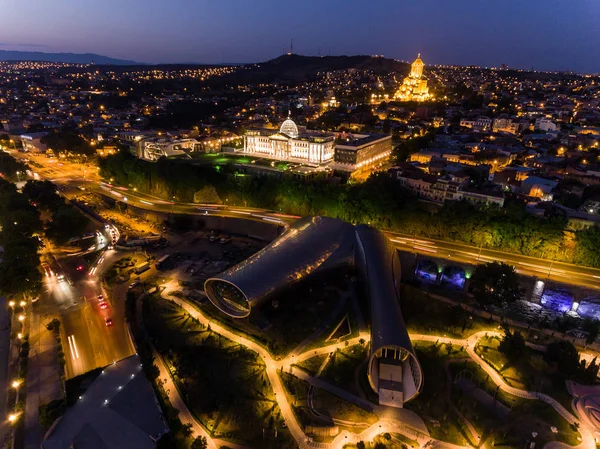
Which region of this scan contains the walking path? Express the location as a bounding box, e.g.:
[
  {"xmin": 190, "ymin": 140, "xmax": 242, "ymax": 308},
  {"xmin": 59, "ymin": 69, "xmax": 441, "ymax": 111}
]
[
  {"xmin": 157, "ymin": 285, "xmax": 472, "ymax": 449},
  {"xmin": 0, "ymin": 298, "xmax": 11, "ymax": 442},
  {"xmin": 443, "ymin": 358, "xmax": 484, "ymax": 447},
  {"xmin": 24, "ymin": 312, "xmax": 63, "ymax": 449},
  {"xmin": 412, "ymin": 332, "xmax": 595, "ymax": 449}
]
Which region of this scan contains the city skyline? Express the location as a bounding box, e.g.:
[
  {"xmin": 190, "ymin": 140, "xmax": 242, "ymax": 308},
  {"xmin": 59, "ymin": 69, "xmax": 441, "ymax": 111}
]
[{"xmin": 1, "ymin": 0, "xmax": 600, "ymax": 73}]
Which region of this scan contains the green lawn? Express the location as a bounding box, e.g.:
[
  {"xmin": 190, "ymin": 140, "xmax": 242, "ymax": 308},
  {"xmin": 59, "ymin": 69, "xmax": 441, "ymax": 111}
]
[
  {"xmin": 401, "ymin": 284, "xmax": 495, "ymax": 339},
  {"xmin": 403, "ymin": 344, "xmax": 470, "ymax": 446},
  {"xmin": 450, "ymin": 360, "xmax": 582, "ymax": 448},
  {"xmin": 294, "ymin": 354, "xmax": 328, "ymax": 376},
  {"xmin": 475, "ymin": 335, "xmax": 574, "ymax": 409},
  {"xmin": 319, "ymin": 344, "xmax": 368, "ymax": 396},
  {"xmin": 279, "ymin": 372, "xmax": 377, "ymax": 443},
  {"xmin": 195, "ymin": 276, "xmax": 352, "ymax": 360},
  {"xmin": 143, "ymin": 296, "xmax": 296, "ymax": 449}
]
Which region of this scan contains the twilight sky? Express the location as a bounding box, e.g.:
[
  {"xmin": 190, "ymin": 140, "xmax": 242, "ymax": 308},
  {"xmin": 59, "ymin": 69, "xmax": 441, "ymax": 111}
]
[{"xmin": 2, "ymin": 0, "xmax": 600, "ymax": 73}]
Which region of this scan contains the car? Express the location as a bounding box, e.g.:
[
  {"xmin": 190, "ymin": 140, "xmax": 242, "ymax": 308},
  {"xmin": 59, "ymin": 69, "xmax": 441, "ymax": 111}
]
[
  {"xmin": 41, "ymin": 263, "xmax": 53, "ymax": 277},
  {"xmin": 76, "ymin": 265, "xmax": 84, "ymax": 271},
  {"xmin": 105, "ymin": 317, "xmax": 113, "ymax": 326},
  {"xmin": 129, "ymin": 281, "xmax": 139, "ymax": 289},
  {"xmin": 97, "ymin": 294, "xmax": 104, "ymax": 301},
  {"xmin": 99, "ymin": 302, "xmax": 109, "ymax": 310}
]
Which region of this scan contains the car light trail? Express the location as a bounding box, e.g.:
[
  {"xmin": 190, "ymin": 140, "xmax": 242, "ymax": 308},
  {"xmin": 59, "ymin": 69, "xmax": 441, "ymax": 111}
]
[
  {"xmin": 140, "ymin": 200, "xmax": 154, "ymax": 206},
  {"xmin": 67, "ymin": 335, "xmax": 79, "ymax": 360},
  {"xmin": 413, "ymin": 245, "xmax": 437, "ymax": 253},
  {"xmin": 262, "ymin": 217, "xmax": 282, "ymax": 223}
]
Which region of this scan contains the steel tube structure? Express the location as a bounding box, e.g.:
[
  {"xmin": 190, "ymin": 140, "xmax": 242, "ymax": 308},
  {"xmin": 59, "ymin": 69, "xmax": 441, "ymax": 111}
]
[
  {"xmin": 204, "ymin": 216, "xmax": 423, "ymax": 406},
  {"xmin": 204, "ymin": 216, "xmax": 355, "ymax": 318}
]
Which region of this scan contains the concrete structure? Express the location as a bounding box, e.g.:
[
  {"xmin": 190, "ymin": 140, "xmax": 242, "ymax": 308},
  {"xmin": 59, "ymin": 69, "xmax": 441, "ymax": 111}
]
[
  {"xmin": 535, "ymin": 117, "xmax": 558, "ymax": 132},
  {"xmin": 332, "ymin": 133, "xmax": 392, "ymax": 173},
  {"xmin": 20, "ymin": 132, "xmax": 48, "ymax": 152},
  {"xmin": 394, "ymin": 54, "xmax": 430, "ymax": 102},
  {"xmin": 42, "ymin": 355, "xmax": 169, "ymax": 449},
  {"xmin": 139, "ymin": 137, "xmax": 197, "ymax": 161},
  {"xmin": 395, "ymin": 171, "xmax": 505, "ymax": 207},
  {"xmin": 243, "ymin": 117, "xmax": 336, "ymax": 164},
  {"xmin": 204, "ymin": 216, "xmax": 423, "ymax": 407},
  {"xmin": 243, "ymin": 118, "xmax": 391, "ymax": 173}
]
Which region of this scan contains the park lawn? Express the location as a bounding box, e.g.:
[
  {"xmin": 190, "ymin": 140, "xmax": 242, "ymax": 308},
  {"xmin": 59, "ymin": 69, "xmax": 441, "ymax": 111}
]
[
  {"xmin": 312, "ymin": 388, "xmax": 378, "ymax": 426},
  {"xmin": 475, "ymin": 335, "xmax": 573, "ymax": 409},
  {"xmin": 319, "ymin": 344, "xmax": 369, "ymax": 396},
  {"xmin": 294, "ymin": 353, "xmax": 329, "ymax": 376},
  {"xmin": 452, "ymin": 360, "xmax": 581, "ymax": 448},
  {"xmin": 413, "ymin": 341, "xmax": 469, "ymax": 359},
  {"xmin": 404, "ymin": 345, "xmax": 470, "ymax": 446},
  {"xmin": 279, "ymin": 372, "xmax": 377, "ymax": 443},
  {"xmin": 401, "ymin": 284, "xmax": 494, "ymax": 339},
  {"xmin": 143, "ymin": 296, "xmax": 296, "ymax": 449},
  {"xmin": 194, "ymin": 277, "xmax": 350, "ymax": 360}
]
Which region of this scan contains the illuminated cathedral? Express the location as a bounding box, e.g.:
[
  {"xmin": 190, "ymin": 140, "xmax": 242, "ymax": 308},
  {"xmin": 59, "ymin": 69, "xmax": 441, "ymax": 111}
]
[{"xmin": 394, "ymin": 54, "xmax": 430, "ymax": 102}]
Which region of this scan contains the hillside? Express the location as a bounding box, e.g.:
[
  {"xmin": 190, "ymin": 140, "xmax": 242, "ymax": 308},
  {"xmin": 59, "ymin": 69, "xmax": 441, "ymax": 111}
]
[
  {"xmin": 216, "ymin": 54, "xmax": 410, "ymax": 85},
  {"xmin": 0, "ymin": 50, "xmax": 137, "ymax": 65}
]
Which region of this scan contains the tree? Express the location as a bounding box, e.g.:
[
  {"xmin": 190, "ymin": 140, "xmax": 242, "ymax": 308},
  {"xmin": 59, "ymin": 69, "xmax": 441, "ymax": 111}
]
[
  {"xmin": 498, "ymin": 326, "xmax": 526, "ymax": 363},
  {"xmin": 192, "ymin": 436, "xmax": 208, "ymax": 449},
  {"xmin": 181, "ymin": 422, "xmax": 193, "ymax": 439},
  {"xmin": 23, "ymin": 180, "xmax": 63, "ymax": 212},
  {"xmin": 470, "ymin": 262, "xmax": 521, "ymax": 306},
  {"xmin": 40, "ymin": 130, "xmax": 94, "ymax": 156},
  {"xmin": 582, "ymin": 318, "xmax": 600, "ymax": 345},
  {"xmin": 545, "ymin": 341, "xmax": 580, "ymax": 378},
  {"xmin": 46, "ymin": 204, "xmax": 90, "ymax": 244}
]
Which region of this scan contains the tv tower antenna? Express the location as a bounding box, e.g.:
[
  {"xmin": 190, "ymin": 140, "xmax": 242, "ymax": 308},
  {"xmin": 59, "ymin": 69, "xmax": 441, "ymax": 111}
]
[{"xmin": 290, "ymin": 37, "xmax": 293, "ymax": 55}]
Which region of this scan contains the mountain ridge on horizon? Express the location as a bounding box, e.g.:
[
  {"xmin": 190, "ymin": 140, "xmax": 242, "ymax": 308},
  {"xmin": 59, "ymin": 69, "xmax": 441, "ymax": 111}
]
[{"xmin": 0, "ymin": 49, "xmax": 138, "ymax": 65}]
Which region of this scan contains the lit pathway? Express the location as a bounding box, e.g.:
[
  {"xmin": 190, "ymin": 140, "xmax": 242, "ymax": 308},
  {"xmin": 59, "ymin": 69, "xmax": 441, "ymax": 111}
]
[
  {"xmin": 160, "ymin": 284, "xmax": 464, "ymax": 449},
  {"xmin": 412, "ymin": 332, "xmax": 595, "ymax": 449},
  {"xmin": 133, "ymin": 292, "xmax": 218, "ymax": 449},
  {"xmin": 158, "ymin": 283, "xmax": 595, "ymax": 449}
]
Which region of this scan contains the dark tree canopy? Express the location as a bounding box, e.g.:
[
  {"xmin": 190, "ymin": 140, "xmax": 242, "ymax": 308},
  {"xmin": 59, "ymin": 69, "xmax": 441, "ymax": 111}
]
[
  {"xmin": 498, "ymin": 326, "xmax": 527, "ymax": 363},
  {"xmin": 41, "ymin": 130, "xmax": 94, "ymax": 155},
  {"xmin": 470, "ymin": 262, "xmax": 522, "ymax": 306},
  {"xmin": 545, "ymin": 340, "xmax": 580, "ymax": 378}
]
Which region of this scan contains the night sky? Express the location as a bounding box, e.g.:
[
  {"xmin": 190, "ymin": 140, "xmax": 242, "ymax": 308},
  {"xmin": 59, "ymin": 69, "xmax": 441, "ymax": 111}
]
[{"xmin": 2, "ymin": 0, "xmax": 600, "ymax": 73}]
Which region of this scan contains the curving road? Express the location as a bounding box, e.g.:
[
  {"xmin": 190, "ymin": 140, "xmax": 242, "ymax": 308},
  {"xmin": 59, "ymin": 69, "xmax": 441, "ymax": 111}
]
[
  {"xmin": 91, "ymin": 183, "xmax": 600, "ymax": 291},
  {"xmin": 10, "ymin": 149, "xmax": 600, "ymax": 290}
]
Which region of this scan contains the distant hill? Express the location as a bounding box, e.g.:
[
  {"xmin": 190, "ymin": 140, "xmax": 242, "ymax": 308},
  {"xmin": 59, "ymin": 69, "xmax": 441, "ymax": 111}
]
[
  {"xmin": 215, "ymin": 54, "xmax": 410, "ymax": 85},
  {"xmin": 0, "ymin": 50, "xmax": 138, "ymax": 65}
]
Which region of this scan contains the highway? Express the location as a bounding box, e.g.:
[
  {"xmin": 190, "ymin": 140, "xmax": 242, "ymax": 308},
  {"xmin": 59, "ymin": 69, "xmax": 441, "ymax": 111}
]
[
  {"xmin": 87, "ymin": 181, "xmax": 600, "ymax": 291},
  {"xmin": 12, "ymin": 148, "xmax": 600, "ymax": 291},
  {"xmin": 41, "ymin": 248, "xmax": 135, "ymax": 379}
]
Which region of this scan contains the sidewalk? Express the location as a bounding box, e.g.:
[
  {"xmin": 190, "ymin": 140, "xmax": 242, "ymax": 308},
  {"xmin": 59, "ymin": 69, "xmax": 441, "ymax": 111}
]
[
  {"xmin": 24, "ymin": 312, "xmax": 63, "ymax": 449},
  {"xmin": 0, "ymin": 298, "xmax": 10, "ymax": 442}
]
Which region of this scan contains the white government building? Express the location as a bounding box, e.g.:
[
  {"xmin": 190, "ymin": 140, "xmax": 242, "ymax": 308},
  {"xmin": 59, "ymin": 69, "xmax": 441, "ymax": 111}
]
[
  {"xmin": 243, "ymin": 117, "xmax": 391, "ymax": 173},
  {"xmin": 244, "ymin": 117, "xmax": 336, "ymax": 164}
]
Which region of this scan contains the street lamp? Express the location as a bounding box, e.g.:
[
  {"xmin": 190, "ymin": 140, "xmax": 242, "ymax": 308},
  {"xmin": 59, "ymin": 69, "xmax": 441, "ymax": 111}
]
[
  {"xmin": 8, "ymin": 301, "xmax": 15, "ymax": 309},
  {"xmin": 19, "ymin": 300, "xmax": 26, "ymax": 308},
  {"xmin": 11, "ymin": 380, "xmax": 21, "ymax": 389},
  {"xmin": 8, "ymin": 413, "xmax": 18, "ymax": 423},
  {"xmin": 18, "ymin": 315, "xmax": 25, "ymax": 322}
]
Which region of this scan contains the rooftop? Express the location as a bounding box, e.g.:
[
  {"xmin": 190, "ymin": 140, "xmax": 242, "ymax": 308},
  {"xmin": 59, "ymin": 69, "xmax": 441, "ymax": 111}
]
[{"xmin": 42, "ymin": 355, "xmax": 168, "ymax": 449}]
